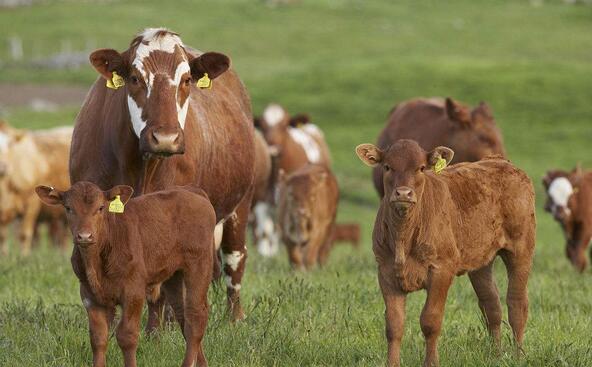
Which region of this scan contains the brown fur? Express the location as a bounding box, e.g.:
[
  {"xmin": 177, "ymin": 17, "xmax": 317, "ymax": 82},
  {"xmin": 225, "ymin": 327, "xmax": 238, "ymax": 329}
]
[
  {"xmin": 36, "ymin": 181, "xmax": 215, "ymax": 367},
  {"xmin": 373, "ymin": 97, "xmax": 506, "ymax": 197},
  {"xmin": 0, "ymin": 121, "xmax": 71, "ymax": 255},
  {"xmin": 356, "ymin": 139, "xmax": 535, "ymax": 367},
  {"xmin": 330, "ymin": 223, "xmax": 361, "ymax": 248},
  {"xmin": 543, "ymin": 166, "xmax": 592, "ymax": 271},
  {"xmin": 277, "ymin": 164, "xmax": 339, "ymax": 269},
  {"xmin": 70, "ymin": 29, "xmax": 254, "ymax": 322}
]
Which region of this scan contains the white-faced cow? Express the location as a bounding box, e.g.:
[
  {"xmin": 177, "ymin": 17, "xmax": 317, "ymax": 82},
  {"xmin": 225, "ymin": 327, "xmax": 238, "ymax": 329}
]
[{"xmin": 70, "ymin": 28, "xmax": 255, "ymax": 324}]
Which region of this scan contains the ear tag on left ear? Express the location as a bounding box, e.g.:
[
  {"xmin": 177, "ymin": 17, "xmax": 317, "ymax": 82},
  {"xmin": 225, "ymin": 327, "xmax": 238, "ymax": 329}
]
[
  {"xmin": 106, "ymin": 71, "xmax": 125, "ymax": 90},
  {"xmin": 108, "ymin": 195, "xmax": 125, "ymax": 213},
  {"xmin": 196, "ymin": 73, "xmax": 212, "ymax": 89},
  {"xmin": 434, "ymin": 157, "xmax": 447, "ymax": 174}
]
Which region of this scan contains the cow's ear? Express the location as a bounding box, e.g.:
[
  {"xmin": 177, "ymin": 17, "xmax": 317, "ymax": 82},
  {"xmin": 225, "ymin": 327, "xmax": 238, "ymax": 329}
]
[
  {"xmin": 474, "ymin": 101, "xmax": 494, "ymax": 120},
  {"xmin": 445, "ymin": 97, "xmax": 471, "ymax": 126},
  {"xmin": 35, "ymin": 185, "xmax": 63, "ymax": 206},
  {"xmin": 89, "ymin": 48, "xmax": 128, "ymax": 81},
  {"xmin": 289, "ymin": 113, "xmax": 311, "ymax": 127},
  {"xmin": 254, "ymin": 116, "xmax": 262, "ymax": 130},
  {"xmin": 106, "ymin": 185, "xmax": 134, "ymax": 205},
  {"xmin": 427, "ymin": 146, "xmax": 454, "ymax": 169},
  {"xmin": 190, "ymin": 52, "xmax": 230, "ymax": 80},
  {"xmin": 356, "ymin": 144, "xmax": 383, "ymax": 167},
  {"xmin": 542, "ymin": 172, "xmax": 553, "ymax": 188}
]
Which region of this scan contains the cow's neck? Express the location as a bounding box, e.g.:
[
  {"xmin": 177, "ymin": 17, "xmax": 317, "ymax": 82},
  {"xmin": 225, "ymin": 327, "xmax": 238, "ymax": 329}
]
[{"xmin": 384, "ymin": 203, "xmax": 420, "ymax": 266}]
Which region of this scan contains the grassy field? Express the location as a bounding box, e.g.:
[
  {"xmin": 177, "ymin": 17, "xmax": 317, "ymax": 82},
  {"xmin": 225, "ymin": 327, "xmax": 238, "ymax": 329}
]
[{"xmin": 1, "ymin": 0, "xmax": 592, "ymax": 366}]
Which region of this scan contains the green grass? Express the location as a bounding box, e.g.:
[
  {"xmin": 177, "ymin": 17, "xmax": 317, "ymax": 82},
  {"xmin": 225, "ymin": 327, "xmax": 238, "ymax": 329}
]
[{"xmin": 2, "ymin": 0, "xmax": 592, "ymax": 366}]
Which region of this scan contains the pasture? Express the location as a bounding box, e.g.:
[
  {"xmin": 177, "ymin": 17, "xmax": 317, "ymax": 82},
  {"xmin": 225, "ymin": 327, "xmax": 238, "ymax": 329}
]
[{"xmin": 1, "ymin": 0, "xmax": 592, "ymax": 366}]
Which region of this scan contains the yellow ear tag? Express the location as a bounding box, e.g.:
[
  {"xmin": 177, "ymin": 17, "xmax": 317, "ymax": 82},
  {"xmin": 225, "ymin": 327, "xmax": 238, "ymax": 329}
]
[
  {"xmin": 434, "ymin": 157, "xmax": 447, "ymax": 174},
  {"xmin": 108, "ymin": 195, "xmax": 125, "ymax": 213},
  {"xmin": 196, "ymin": 73, "xmax": 212, "ymax": 89},
  {"xmin": 106, "ymin": 71, "xmax": 125, "ymax": 90}
]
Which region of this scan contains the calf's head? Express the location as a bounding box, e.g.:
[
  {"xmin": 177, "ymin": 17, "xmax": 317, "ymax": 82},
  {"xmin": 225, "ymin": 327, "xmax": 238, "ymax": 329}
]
[
  {"xmin": 35, "ymin": 182, "xmax": 133, "ymax": 247},
  {"xmin": 356, "ymin": 140, "xmax": 454, "ymax": 217},
  {"xmin": 89, "ymin": 28, "xmax": 230, "ymax": 156},
  {"xmin": 254, "ymin": 104, "xmax": 310, "ymax": 157},
  {"xmin": 444, "ymin": 98, "xmax": 505, "ymax": 162}
]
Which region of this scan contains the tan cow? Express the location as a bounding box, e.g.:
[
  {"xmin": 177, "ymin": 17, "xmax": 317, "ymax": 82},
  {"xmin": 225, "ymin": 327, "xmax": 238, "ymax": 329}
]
[
  {"xmin": 0, "ymin": 121, "xmax": 71, "ymax": 255},
  {"xmin": 543, "ymin": 166, "xmax": 592, "ymax": 271},
  {"xmin": 277, "ymin": 164, "xmax": 339, "ymax": 269},
  {"xmin": 373, "ymin": 97, "xmax": 505, "ymax": 197},
  {"xmin": 70, "ymin": 28, "xmax": 255, "ymax": 323},
  {"xmin": 36, "ymin": 182, "xmax": 214, "ymax": 367},
  {"xmin": 356, "ymin": 139, "xmax": 535, "ymax": 367}
]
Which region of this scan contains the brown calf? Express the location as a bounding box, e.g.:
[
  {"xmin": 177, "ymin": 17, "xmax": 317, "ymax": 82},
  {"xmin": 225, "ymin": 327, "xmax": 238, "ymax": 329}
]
[
  {"xmin": 543, "ymin": 166, "xmax": 592, "ymax": 271},
  {"xmin": 356, "ymin": 139, "xmax": 535, "ymax": 367},
  {"xmin": 330, "ymin": 223, "xmax": 361, "ymax": 248},
  {"xmin": 373, "ymin": 97, "xmax": 505, "ymax": 197},
  {"xmin": 277, "ymin": 164, "xmax": 338, "ymax": 269},
  {"xmin": 70, "ymin": 28, "xmax": 254, "ymax": 322},
  {"xmin": 0, "ymin": 122, "xmax": 71, "ymax": 255},
  {"xmin": 36, "ymin": 181, "xmax": 214, "ymax": 367}
]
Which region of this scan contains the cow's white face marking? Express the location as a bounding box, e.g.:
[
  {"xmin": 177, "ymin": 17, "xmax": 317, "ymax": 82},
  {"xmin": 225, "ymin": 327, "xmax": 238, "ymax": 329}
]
[
  {"xmin": 128, "ymin": 28, "xmax": 191, "ymax": 137},
  {"xmin": 223, "ymin": 250, "xmax": 244, "ymax": 272},
  {"xmin": 263, "ymin": 104, "xmax": 285, "ymax": 126},
  {"xmin": 127, "ymin": 95, "xmax": 147, "ymax": 137},
  {"xmin": 548, "ymin": 177, "xmax": 574, "ymax": 216},
  {"xmin": 288, "ymin": 126, "xmax": 321, "ymax": 163}
]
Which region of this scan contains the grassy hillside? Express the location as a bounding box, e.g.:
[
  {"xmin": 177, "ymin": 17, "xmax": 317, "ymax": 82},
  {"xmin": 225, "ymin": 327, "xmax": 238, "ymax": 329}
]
[{"xmin": 1, "ymin": 0, "xmax": 592, "ymax": 366}]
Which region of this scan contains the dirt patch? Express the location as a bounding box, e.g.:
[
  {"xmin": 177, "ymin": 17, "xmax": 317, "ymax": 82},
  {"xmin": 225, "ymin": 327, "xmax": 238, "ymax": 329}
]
[{"xmin": 0, "ymin": 83, "xmax": 89, "ymax": 110}]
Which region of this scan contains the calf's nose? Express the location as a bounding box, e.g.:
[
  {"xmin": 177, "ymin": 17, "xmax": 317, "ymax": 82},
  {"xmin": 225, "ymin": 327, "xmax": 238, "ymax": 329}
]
[
  {"xmin": 393, "ymin": 186, "xmax": 416, "ymax": 202},
  {"xmin": 76, "ymin": 232, "xmax": 93, "ymax": 242}
]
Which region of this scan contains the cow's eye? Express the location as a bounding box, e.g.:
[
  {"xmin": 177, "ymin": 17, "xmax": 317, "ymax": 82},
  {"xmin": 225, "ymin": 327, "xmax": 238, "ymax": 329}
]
[
  {"xmin": 184, "ymin": 77, "xmax": 191, "ymax": 86},
  {"xmin": 383, "ymin": 165, "xmax": 390, "ymax": 172},
  {"xmin": 420, "ymin": 165, "xmax": 426, "ymax": 173},
  {"xmin": 65, "ymin": 206, "xmax": 72, "ymax": 214},
  {"xmin": 98, "ymin": 205, "xmax": 105, "ymax": 213},
  {"xmin": 130, "ymin": 76, "xmax": 139, "ymax": 84}
]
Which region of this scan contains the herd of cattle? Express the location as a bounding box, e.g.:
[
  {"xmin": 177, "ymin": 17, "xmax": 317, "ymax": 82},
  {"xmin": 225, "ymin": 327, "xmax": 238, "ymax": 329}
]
[{"xmin": 0, "ymin": 28, "xmax": 585, "ymax": 367}]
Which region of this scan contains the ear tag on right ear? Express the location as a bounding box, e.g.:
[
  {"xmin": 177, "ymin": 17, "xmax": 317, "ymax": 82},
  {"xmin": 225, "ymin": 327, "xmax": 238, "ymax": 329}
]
[
  {"xmin": 106, "ymin": 71, "xmax": 125, "ymax": 90},
  {"xmin": 434, "ymin": 157, "xmax": 447, "ymax": 174},
  {"xmin": 108, "ymin": 195, "xmax": 125, "ymax": 213},
  {"xmin": 196, "ymin": 73, "xmax": 212, "ymax": 89}
]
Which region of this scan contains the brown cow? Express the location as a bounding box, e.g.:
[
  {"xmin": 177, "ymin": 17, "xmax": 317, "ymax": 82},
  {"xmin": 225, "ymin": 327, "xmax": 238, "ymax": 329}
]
[
  {"xmin": 543, "ymin": 166, "xmax": 592, "ymax": 271},
  {"xmin": 356, "ymin": 140, "xmax": 535, "ymax": 367},
  {"xmin": 36, "ymin": 182, "xmax": 214, "ymax": 367},
  {"xmin": 373, "ymin": 97, "xmax": 505, "ymax": 197},
  {"xmin": 70, "ymin": 28, "xmax": 254, "ymax": 322},
  {"xmin": 277, "ymin": 164, "xmax": 339, "ymax": 269},
  {"xmin": 329, "ymin": 223, "xmax": 361, "ymax": 248},
  {"xmin": 0, "ymin": 121, "xmax": 71, "ymax": 255},
  {"xmin": 255, "ymin": 103, "xmax": 331, "ymax": 174}
]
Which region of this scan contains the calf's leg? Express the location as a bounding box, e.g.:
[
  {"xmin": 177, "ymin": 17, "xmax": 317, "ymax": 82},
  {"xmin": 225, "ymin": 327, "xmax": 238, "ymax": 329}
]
[
  {"xmin": 287, "ymin": 244, "xmax": 304, "ymax": 270},
  {"xmin": 468, "ymin": 261, "xmax": 502, "ymax": 347},
  {"xmin": 379, "ymin": 274, "xmax": 406, "ymax": 367},
  {"xmin": 117, "ymin": 296, "xmax": 144, "ymax": 367},
  {"xmin": 19, "ymin": 196, "xmax": 41, "ymax": 256},
  {"xmin": 220, "ymin": 191, "xmax": 252, "ymax": 321},
  {"xmin": 0, "ymin": 225, "xmax": 8, "ymax": 256},
  {"xmin": 421, "ymin": 271, "xmax": 453, "ymax": 367},
  {"xmin": 81, "ymin": 286, "xmax": 112, "ymax": 367},
  {"xmin": 182, "ymin": 262, "xmax": 211, "ymax": 367},
  {"xmin": 162, "ymin": 271, "xmax": 186, "ymax": 330}
]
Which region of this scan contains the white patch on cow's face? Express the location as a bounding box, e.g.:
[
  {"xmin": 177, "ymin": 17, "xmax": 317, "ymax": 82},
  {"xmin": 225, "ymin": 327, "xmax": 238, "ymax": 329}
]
[
  {"xmin": 288, "ymin": 126, "xmax": 321, "ymax": 163},
  {"xmin": 174, "ymin": 62, "xmax": 191, "ymax": 129},
  {"xmin": 263, "ymin": 104, "xmax": 285, "ymax": 126},
  {"xmin": 127, "ymin": 95, "xmax": 147, "ymax": 137},
  {"xmin": 549, "ymin": 177, "xmax": 573, "ymax": 208},
  {"xmin": 223, "ymin": 250, "xmax": 244, "ymax": 272},
  {"xmin": 0, "ymin": 132, "xmax": 10, "ymax": 154},
  {"xmin": 132, "ymin": 28, "xmax": 184, "ymax": 80}
]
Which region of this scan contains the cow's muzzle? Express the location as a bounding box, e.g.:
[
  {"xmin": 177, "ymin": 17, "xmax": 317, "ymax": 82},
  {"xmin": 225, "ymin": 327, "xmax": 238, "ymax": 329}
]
[
  {"xmin": 389, "ymin": 186, "xmax": 417, "ymax": 216},
  {"xmin": 140, "ymin": 126, "xmax": 185, "ymax": 156}
]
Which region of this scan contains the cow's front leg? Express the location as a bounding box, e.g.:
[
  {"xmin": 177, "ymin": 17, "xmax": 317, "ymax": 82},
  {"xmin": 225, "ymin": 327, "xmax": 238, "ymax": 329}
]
[
  {"xmin": 220, "ymin": 191, "xmax": 252, "ymax": 321},
  {"xmin": 0, "ymin": 225, "xmax": 8, "ymax": 256},
  {"xmin": 421, "ymin": 270, "xmax": 453, "ymax": 367},
  {"xmin": 19, "ymin": 196, "xmax": 41, "ymax": 256},
  {"xmin": 378, "ymin": 272, "xmax": 406, "ymax": 367},
  {"xmin": 117, "ymin": 295, "xmax": 144, "ymax": 367}
]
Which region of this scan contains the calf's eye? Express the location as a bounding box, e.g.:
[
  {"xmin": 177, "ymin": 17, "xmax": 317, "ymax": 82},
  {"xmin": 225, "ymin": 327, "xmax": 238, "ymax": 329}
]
[
  {"xmin": 420, "ymin": 165, "xmax": 426, "ymax": 173},
  {"xmin": 65, "ymin": 206, "xmax": 72, "ymax": 214},
  {"xmin": 383, "ymin": 165, "xmax": 390, "ymax": 172}
]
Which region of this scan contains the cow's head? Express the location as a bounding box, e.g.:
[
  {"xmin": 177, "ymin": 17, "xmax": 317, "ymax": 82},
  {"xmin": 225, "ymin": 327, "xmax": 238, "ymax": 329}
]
[
  {"xmin": 36, "ymin": 182, "xmax": 133, "ymax": 247},
  {"xmin": 356, "ymin": 140, "xmax": 454, "ymax": 218},
  {"xmin": 89, "ymin": 28, "xmax": 230, "ymax": 156},
  {"xmin": 254, "ymin": 104, "xmax": 310, "ymax": 157},
  {"xmin": 444, "ymin": 97, "xmax": 505, "ymax": 162}
]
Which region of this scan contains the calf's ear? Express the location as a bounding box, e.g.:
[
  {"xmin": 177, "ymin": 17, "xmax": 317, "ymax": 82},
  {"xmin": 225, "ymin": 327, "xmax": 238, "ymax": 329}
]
[
  {"xmin": 427, "ymin": 146, "xmax": 455, "ymax": 169},
  {"xmin": 289, "ymin": 113, "xmax": 311, "ymax": 127},
  {"xmin": 445, "ymin": 97, "xmax": 471, "ymax": 126},
  {"xmin": 190, "ymin": 52, "xmax": 230, "ymax": 80},
  {"xmin": 35, "ymin": 185, "xmax": 63, "ymax": 206},
  {"xmin": 90, "ymin": 49, "xmax": 128, "ymax": 81},
  {"xmin": 356, "ymin": 144, "xmax": 383, "ymax": 167},
  {"xmin": 106, "ymin": 185, "xmax": 134, "ymax": 205}
]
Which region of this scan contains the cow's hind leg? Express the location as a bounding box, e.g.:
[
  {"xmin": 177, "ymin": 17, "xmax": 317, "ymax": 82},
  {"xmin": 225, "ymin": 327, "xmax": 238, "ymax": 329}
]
[
  {"xmin": 500, "ymin": 248, "xmax": 533, "ymax": 354},
  {"xmin": 220, "ymin": 192, "xmax": 252, "ymax": 322},
  {"xmin": 468, "ymin": 260, "xmax": 502, "ymax": 348}
]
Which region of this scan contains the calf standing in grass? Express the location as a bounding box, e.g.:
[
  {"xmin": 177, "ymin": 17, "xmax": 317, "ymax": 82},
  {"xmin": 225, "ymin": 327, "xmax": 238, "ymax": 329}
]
[
  {"xmin": 356, "ymin": 140, "xmax": 535, "ymax": 367},
  {"xmin": 36, "ymin": 181, "xmax": 215, "ymax": 367},
  {"xmin": 277, "ymin": 164, "xmax": 338, "ymax": 269},
  {"xmin": 543, "ymin": 166, "xmax": 592, "ymax": 271}
]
